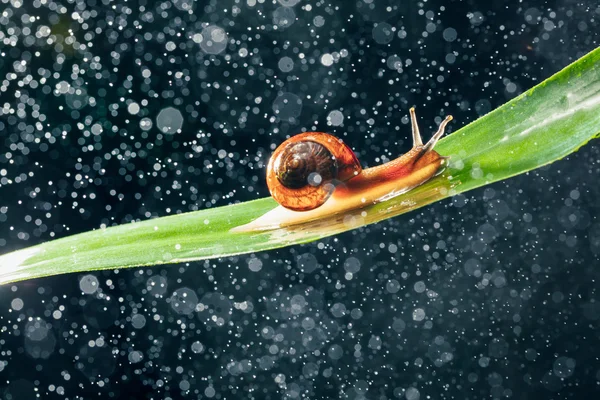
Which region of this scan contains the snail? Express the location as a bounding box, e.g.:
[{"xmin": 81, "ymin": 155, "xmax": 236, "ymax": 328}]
[{"xmin": 232, "ymin": 107, "xmax": 453, "ymax": 232}]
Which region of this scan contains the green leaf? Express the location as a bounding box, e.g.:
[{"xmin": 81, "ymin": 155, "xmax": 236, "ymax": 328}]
[{"xmin": 1, "ymin": 47, "xmax": 600, "ymax": 284}]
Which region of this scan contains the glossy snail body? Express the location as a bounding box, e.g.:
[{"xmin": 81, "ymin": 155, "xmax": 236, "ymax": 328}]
[{"xmin": 233, "ymin": 108, "xmax": 453, "ymax": 232}]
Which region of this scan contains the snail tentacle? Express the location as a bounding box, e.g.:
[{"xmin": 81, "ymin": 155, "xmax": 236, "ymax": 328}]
[
  {"xmin": 409, "ymin": 107, "xmax": 423, "ymax": 147},
  {"xmin": 422, "ymin": 115, "xmax": 453, "ymax": 153}
]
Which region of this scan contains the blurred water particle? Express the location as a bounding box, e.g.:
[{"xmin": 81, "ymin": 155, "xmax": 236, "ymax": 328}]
[
  {"xmin": 278, "ymin": 0, "xmax": 301, "ymax": 6},
  {"xmin": 328, "ymin": 344, "xmax": 343, "ymax": 360},
  {"xmin": 272, "ymin": 92, "xmax": 303, "ymax": 121},
  {"xmin": 278, "ymin": 56, "xmax": 295, "ymax": 73},
  {"xmin": 196, "ymin": 25, "xmax": 228, "ymax": 55},
  {"xmin": 169, "ymin": 287, "xmax": 198, "ymax": 315},
  {"xmin": 131, "ymin": 313, "xmax": 147, "ymax": 329},
  {"xmin": 79, "ymin": 274, "xmax": 99, "ymax": 294},
  {"xmin": 405, "ymin": 387, "xmax": 420, "ymax": 400},
  {"xmin": 553, "ymin": 356, "xmax": 576, "ymax": 378},
  {"xmin": 372, "ymin": 22, "xmax": 395, "ymax": 44},
  {"xmin": 273, "ymin": 6, "xmax": 296, "ymax": 29},
  {"xmin": 327, "ymin": 110, "xmax": 344, "ymax": 126},
  {"xmin": 128, "ymin": 350, "xmax": 144, "ymax": 363},
  {"xmin": 191, "ymin": 341, "xmax": 205, "ymax": 354},
  {"xmin": 247, "ymin": 256, "xmax": 263, "ymax": 272},
  {"xmin": 10, "ymin": 297, "xmax": 24, "ymax": 311},
  {"xmin": 296, "ymin": 252, "xmax": 318, "ymax": 273},
  {"xmin": 146, "ymin": 275, "xmax": 168, "ymax": 297},
  {"xmin": 443, "ymin": 27, "xmax": 458, "ymax": 42},
  {"xmin": 156, "ymin": 107, "xmax": 183, "ymax": 134},
  {"xmin": 197, "ymin": 292, "xmax": 232, "ymax": 327}
]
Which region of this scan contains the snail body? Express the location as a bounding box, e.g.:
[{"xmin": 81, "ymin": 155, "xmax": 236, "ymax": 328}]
[{"xmin": 233, "ymin": 108, "xmax": 453, "ymax": 232}]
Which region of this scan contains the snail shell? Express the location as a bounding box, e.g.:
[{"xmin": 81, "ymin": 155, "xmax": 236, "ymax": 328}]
[{"xmin": 266, "ymin": 132, "xmax": 362, "ymax": 211}]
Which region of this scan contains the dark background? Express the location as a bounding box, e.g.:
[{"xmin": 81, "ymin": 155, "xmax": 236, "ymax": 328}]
[{"xmin": 0, "ymin": 0, "xmax": 599, "ymax": 398}]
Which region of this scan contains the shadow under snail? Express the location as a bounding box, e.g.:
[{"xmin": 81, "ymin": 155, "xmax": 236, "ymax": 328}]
[{"xmin": 233, "ymin": 107, "xmax": 453, "ymax": 232}]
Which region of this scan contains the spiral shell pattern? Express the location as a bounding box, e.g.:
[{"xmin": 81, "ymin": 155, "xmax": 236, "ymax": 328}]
[
  {"xmin": 275, "ymin": 141, "xmax": 337, "ymax": 190},
  {"xmin": 266, "ymin": 132, "xmax": 362, "ymax": 211}
]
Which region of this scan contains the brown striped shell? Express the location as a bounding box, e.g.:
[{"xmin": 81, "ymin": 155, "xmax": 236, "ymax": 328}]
[{"xmin": 266, "ymin": 132, "xmax": 362, "ymax": 211}]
